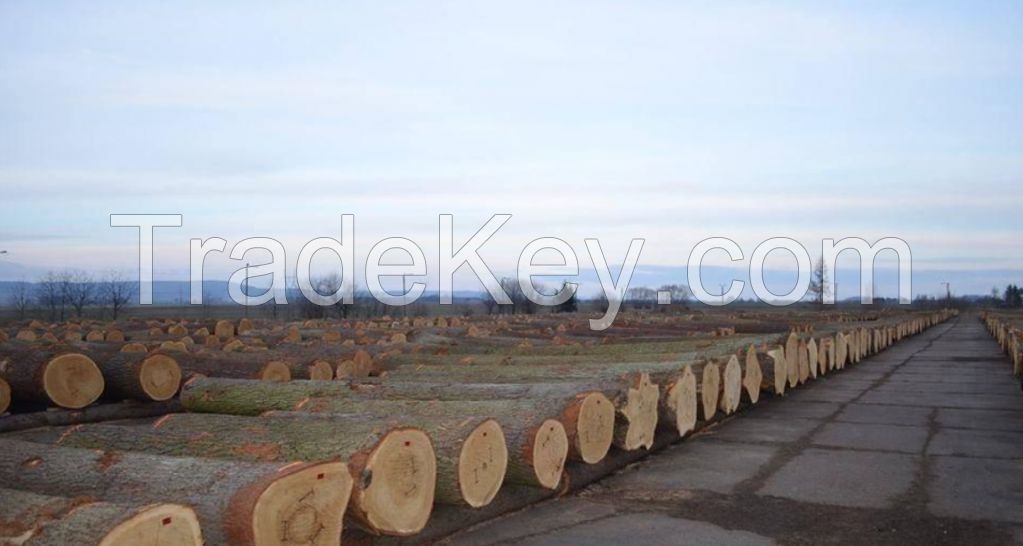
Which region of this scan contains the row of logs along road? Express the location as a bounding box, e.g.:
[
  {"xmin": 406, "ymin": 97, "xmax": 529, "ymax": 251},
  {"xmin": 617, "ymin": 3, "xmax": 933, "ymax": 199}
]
[{"xmin": 0, "ymin": 308, "xmax": 958, "ymax": 545}]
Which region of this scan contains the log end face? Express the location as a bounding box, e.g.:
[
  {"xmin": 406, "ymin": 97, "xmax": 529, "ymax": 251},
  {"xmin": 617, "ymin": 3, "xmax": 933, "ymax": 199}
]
[
  {"xmin": 99, "ymin": 504, "xmax": 203, "ymax": 546},
  {"xmin": 252, "ymin": 461, "xmax": 351, "ymax": 546},
  {"xmin": 260, "ymin": 361, "xmax": 292, "ymax": 383},
  {"xmin": 670, "ymin": 367, "xmax": 698, "ymax": 437},
  {"xmin": 700, "ymin": 364, "xmax": 720, "ymax": 421},
  {"xmin": 576, "ymin": 392, "xmax": 614, "ymax": 464},
  {"xmin": 44, "ymin": 353, "xmax": 104, "ymax": 409},
  {"xmin": 360, "ymin": 428, "xmax": 436, "ymax": 536},
  {"xmin": 743, "ymin": 348, "xmax": 762, "ymax": 405},
  {"xmin": 139, "ymin": 355, "xmax": 183, "ymax": 401},
  {"xmin": 720, "ymin": 356, "xmax": 742, "ymax": 414},
  {"xmin": 458, "ymin": 418, "xmax": 508, "ymax": 508},
  {"xmin": 308, "ymin": 360, "xmax": 335, "ymax": 381},
  {"xmin": 530, "ymin": 419, "xmax": 568, "ymax": 489},
  {"xmin": 621, "ymin": 373, "xmax": 659, "ymax": 450}
]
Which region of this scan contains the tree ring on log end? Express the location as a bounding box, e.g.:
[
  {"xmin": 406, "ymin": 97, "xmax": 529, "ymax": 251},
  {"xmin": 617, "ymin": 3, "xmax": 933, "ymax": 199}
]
[
  {"xmin": 700, "ymin": 363, "xmax": 720, "ymax": 421},
  {"xmin": 252, "ymin": 461, "xmax": 351, "ymax": 546},
  {"xmin": 260, "ymin": 361, "xmax": 292, "ymax": 382},
  {"xmin": 308, "ymin": 360, "xmax": 334, "ymax": 381},
  {"xmin": 360, "ymin": 428, "xmax": 436, "ymax": 535},
  {"xmin": 720, "ymin": 355, "xmax": 742, "ymax": 414},
  {"xmin": 43, "ymin": 353, "xmax": 104, "ymax": 409},
  {"xmin": 530, "ymin": 419, "xmax": 568, "ymax": 489},
  {"xmin": 140, "ymin": 354, "xmax": 182, "ymax": 401},
  {"xmin": 457, "ymin": 418, "xmax": 507, "ymax": 507},
  {"xmin": 743, "ymin": 347, "xmax": 762, "ymax": 404},
  {"xmin": 670, "ymin": 366, "xmax": 698, "ymax": 437},
  {"xmin": 621, "ymin": 373, "xmax": 659, "ymax": 450},
  {"xmin": 576, "ymin": 392, "xmax": 614, "ymax": 464},
  {"xmin": 98, "ymin": 503, "xmax": 203, "ymax": 546}
]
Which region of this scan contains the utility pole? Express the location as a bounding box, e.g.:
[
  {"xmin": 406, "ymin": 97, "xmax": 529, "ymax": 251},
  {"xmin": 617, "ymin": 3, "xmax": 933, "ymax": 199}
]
[
  {"xmin": 940, "ymin": 282, "xmax": 951, "ymax": 307},
  {"xmin": 719, "ymin": 283, "xmax": 726, "ymax": 306}
]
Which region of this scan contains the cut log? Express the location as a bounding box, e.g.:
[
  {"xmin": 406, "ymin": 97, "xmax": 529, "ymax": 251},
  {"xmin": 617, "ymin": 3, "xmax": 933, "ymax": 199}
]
[
  {"xmin": 31, "ymin": 413, "xmax": 435, "ymax": 536},
  {"xmin": 0, "ymin": 400, "xmax": 180, "ymax": 434},
  {"xmin": 758, "ymin": 347, "xmax": 787, "ymax": 395},
  {"xmin": 0, "ymin": 488, "xmax": 203, "ymax": 546},
  {"xmin": 0, "ymin": 438, "xmax": 351, "ymax": 546},
  {"xmin": 214, "ymin": 319, "xmax": 236, "ymax": 338},
  {"xmin": 806, "ymin": 338, "xmax": 819, "ymax": 380},
  {"xmin": 291, "ymin": 398, "xmax": 567, "ymax": 492},
  {"xmin": 0, "ymin": 377, "xmax": 9, "ymax": 414},
  {"xmin": 717, "ymin": 355, "xmax": 742, "ymax": 415},
  {"xmin": 264, "ymin": 409, "xmax": 506, "ymax": 508},
  {"xmin": 0, "ymin": 345, "xmax": 104, "ymax": 408},
  {"xmin": 698, "ymin": 361, "xmax": 720, "ymax": 421},
  {"xmin": 784, "ymin": 332, "xmax": 800, "ymax": 388},
  {"xmin": 182, "ymin": 376, "xmax": 625, "ymax": 459},
  {"xmin": 742, "ymin": 345, "xmax": 762, "ymax": 404},
  {"xmin": 658, "ymin": 364, "xmax": 697, "ymax": 437},
  {"xmin": 797, "ymin": 339, "xmax": 810, "ymax": 384},
  {"xmin": 836, "ymin": 333, "xmax": 849, "ymax": 369},
  {"xmin": 89, "ymin": 351, "xmax": 182, "ymax": 402},
  {"xmin": 157, "ymin": 351, "xmax": 292, "ymax": 382},
  {"xmin": 302, "ymin": 360, "xmax": 335, "ymax": 380}
]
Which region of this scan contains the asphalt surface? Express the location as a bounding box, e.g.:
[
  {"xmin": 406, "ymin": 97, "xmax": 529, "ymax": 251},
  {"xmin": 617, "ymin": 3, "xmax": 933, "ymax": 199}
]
[{"xmin": 442, "ymin": 316, "xmax": 1023, "ymax": 546}]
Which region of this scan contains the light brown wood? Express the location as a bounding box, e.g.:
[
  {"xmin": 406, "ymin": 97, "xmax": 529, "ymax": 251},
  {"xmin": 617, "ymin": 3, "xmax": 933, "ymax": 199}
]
[
  {"xmin": 784, "ymin": 332, "xmax": 800, "ymax": 388},
  {"xmin": 0, "ymin": 488, "xmax": 203, "ymax": 546},
  {"xmin": 742, "ymin": 345, "xmax": 762, "ymax": 404},
  {"xmin": 699, "ymin": 361, "xmax": 720, "ymax": 420},
  {"xmin": 718, "ymin": 355, "xmax": 742, "ymax": 414}
]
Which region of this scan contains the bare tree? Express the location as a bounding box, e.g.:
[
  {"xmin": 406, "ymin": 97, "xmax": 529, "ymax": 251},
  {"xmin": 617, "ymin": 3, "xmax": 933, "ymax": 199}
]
[
  {"xmin": 499, "ymin": 277, "xmax": 537, "ymax": 315},
  {"xmin": 808, "ymin": 258, "xmax": 830, "ymax": 305},
  {"xmin": 36, "ymin": 271, "xmax": 65, "ymax": 321},
  {"xmin": 9, "ymin": 279, "xmax": 33, "ymax": 320},
  {"xmin": 100, "ymin": 271, "xmax": 136, "ymax": 320},
  {"xmin": 65, "ymin": 270, "xmax": 96, "ymax": 318},
  {"xmin": 625, "ymin": 286, "xmax": 657, "ymax": 310}
]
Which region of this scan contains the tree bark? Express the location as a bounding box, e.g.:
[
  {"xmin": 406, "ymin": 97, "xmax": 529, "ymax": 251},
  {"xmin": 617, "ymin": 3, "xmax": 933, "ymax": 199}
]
[
  {"xmin": 0, "ymin": 344, "xmax": 104, "ymax": 409},
  {"xmin": 0, "ymin": 438, "xmax": 350, "ymax": 546},
  {"xmin": 289, "ymin": 398, "xmax": 571, "ymax": 492},
  {"xmin": 158, "ymin": 350, "xmax": 293, "ymax": 382},
  {"xmin": 0, "ymin": 400, "xmax": 180, "ymax": 434},
  {"xmin": 0, "ymin": 488, "xmax": 203, "ymax": 546},
  {"xmin": 84, "ymin": 349, "xmax": 182, "ymax": 402},
  {"xmin": 18, "ymin": 413, "xmax": 435, "ymax": 537},
  {"xmin": 0, "ymin": 377, "xmax": 9, "ymax": 415}
]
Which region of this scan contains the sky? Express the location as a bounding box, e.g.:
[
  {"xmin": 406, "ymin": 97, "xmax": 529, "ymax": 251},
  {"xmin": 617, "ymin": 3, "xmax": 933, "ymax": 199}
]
[{"xmin": 1, "ymin": 1, "xmax": 1021, "ymax": 298}]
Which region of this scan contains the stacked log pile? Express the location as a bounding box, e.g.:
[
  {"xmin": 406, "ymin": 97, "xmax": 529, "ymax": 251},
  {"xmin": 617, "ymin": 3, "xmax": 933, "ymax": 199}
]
[
  {"xmin": 0, "ymin": 309, "xmax": 957, "ymax": 545},
  {"xmin": 981, "ymin": 312, "xmax": 1023, "ymax": 381}
]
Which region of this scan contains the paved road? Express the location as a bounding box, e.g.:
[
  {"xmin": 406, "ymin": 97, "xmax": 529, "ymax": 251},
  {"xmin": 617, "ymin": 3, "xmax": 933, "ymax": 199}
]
[{"xmin": 442, "ymin": 317, "xmax": 1023, "ymax": 546}]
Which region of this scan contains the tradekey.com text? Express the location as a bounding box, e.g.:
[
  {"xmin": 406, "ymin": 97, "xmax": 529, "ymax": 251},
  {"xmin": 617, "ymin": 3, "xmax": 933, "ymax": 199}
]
[{"xmin": 111, "ymin": 214, "xmax": 912, "ymax": 331}]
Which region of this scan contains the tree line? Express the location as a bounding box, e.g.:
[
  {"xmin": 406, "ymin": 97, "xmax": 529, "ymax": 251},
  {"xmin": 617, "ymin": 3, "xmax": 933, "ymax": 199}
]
[{"xmin": 6, "ymin": 271, "xmax": 136, "ymax": 321}]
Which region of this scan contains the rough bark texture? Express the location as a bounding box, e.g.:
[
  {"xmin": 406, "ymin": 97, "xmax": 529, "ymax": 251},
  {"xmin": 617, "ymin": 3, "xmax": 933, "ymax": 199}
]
[
  {"xmin": 18, "ymin": 413, "xmax": 434, "ymax": 537},
  {"xmin": 0, "ymin": 488, "xmax": 203, "ymax": 546},
  {"xmin": 266, "ymin": 407, "xmax": 506, "ymax": 508},
  {"xmin": 0, "ymin": 344, "xmax": 105, "ymax": 408},
  {"xmin": 166, "ymin": 350, "xmax": 293, "ymax": 382},
  {"xmin": 0, "ymin": 438, "xmax": 349, "ymax": 546},
  {"xmin": 0, "ymin": 377, "xmax": 9, "ymax": 414},
  {"xmin": 86, "ymin": 349, "xmax": 183, "ymax": 402},
  {"xmin": 0, "ymin": 400, "xmax": 180, "ymax": 434},
  {"xmin": 183, "ymin": 377, "xmax": 614, "ymax": 465}
]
